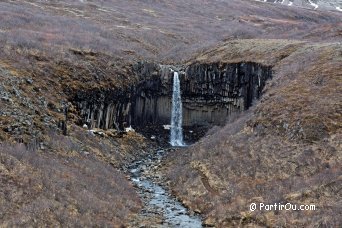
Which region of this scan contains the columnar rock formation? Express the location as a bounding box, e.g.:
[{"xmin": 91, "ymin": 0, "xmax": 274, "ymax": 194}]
[
  {"xmin": 182, "ymin": 62, "xmax": 272, "ymax": 125},
  {"xmin": 74, "ymin": 62, "xmax": 272, "ymax": 130}
]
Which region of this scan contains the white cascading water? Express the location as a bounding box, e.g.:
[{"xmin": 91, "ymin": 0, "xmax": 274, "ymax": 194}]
[{"xmin": 170, "ymin": 72, "xmax": 184, "ymax": 146}]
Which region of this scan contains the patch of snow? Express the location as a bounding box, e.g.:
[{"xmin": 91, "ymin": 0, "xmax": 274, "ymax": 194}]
[
  {"xmin": 308, "ymin": 0, "xmax": 319, "ymax": 9},
  {"xmin": 163, "ymin": 125, "xmax": 171, "ymax": 130},
  {"xmin": 125, "ymin": 125, "xmax": 135, "ymax": 132},
  {"xmin": 88, "ymin": 130, "xmax": 95, "ymax": 136},
  {"xmin": 98, "ymin": 8, "xmax": 110, "ymax": 13}
]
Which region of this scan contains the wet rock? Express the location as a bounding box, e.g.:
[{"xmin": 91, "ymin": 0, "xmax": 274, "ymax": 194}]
[
  {"xmin": 1, "ymin": 96, "xmax": 13, "ymax": 103},
  {"xmin": 4, "ymin": 127, "xmax": 12, "ymax": 132},
  {"xmin": 26, "ymin": 78, "xmax": 33, "ymax": 84}
]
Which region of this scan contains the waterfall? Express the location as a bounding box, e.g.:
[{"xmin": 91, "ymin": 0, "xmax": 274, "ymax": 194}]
[{"xmin": 170, "ymin": 72, "xmax": 184, "ymax": 146}]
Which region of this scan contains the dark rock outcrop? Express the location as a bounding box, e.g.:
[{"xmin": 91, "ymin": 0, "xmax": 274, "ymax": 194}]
[
  {"xmin": 182, "ymin": 62, "xmax": 272, "ymax": 125},
  {"xmin": 73, "ymin": 62, "xmax": 272, "ymax": 130},
  {"xmin": 74, "ymin": 89, "xmax": 132, "ymax": 130}
]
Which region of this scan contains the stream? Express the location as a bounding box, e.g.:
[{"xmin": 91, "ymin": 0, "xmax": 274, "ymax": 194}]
[{"xmin": 127, "ymin": 149, "xmax": 202, "ymax": 227}]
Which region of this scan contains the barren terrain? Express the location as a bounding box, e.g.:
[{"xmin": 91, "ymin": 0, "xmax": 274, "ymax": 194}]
[{"xmin": 0, "ymin": 0, "xmax": 341, "ymax": 227}]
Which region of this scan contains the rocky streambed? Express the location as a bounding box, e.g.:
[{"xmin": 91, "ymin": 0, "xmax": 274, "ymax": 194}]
[{"xmin": 126, "ymin": 149, "xmax": 202, "ymax": 227}]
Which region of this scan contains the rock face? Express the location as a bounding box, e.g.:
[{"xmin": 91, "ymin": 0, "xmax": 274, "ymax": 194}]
[
  {"xmin": 75, "ymin": 89, "xmax": 132, "ymax": 130},
  {"xmin": 182, "ymin": 62, "xmax": 271, "ymax": 125},
  {"xmin": 73, "ymin": 62, "xmax": 272, "ymax": 130}
]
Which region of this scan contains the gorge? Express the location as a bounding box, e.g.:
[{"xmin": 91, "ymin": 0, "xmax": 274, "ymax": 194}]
[
  {"xmin": 1, "ymin": 0, "xmax": 340, "ymax": 227},
  {"xmin": 67, "ymin": 62, "xmax": 272, "ymax": 226}
]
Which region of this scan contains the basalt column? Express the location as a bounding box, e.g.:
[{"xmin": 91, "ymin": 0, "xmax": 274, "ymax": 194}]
[
  {"xmin": 74, "ymin": 89, "xmax": 133, "ymax": 130},
  {"xmin": 181, "ymin": 62, "xmax": 272, "ymax": 125},
  {"xmin": 131, "ymin": 63, "xmax": 174, "ymax": 127},
  {"xmin": 73, "ymin": 62, "xmax": 272, "ymax": 131}
]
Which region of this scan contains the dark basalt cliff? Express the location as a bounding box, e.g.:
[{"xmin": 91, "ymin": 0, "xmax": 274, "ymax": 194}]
[
  {"xmin": 73, "ymin": 62, "xmax": 272, "ymax": 130},
  {"xmin": 182, "ymin": 62, "xmax": 271, "ymax": 125}
]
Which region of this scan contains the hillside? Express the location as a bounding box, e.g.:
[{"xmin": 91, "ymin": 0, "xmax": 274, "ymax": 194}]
[
  {"xmin": 164, "ymin": 39, "xmax": 342, "ymax": 227},
  {"xmin": 0, "ymin": 0, "xmax": 341, "ymax": 227}
]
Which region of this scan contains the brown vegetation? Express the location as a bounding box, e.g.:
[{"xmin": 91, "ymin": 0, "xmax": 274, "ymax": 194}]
[
  {"xmin": 0, "ymin": 0, "xmax": 341, "ymax": 226},
  {"xmin": 163, "ymin": 40, "xmax": 342, "ymax": 226},
  {"xmin": 0, "ymin": 145, "xmax": 136, "ymax": 226},
  {"xmin": 0, "ymin": 125, "xmax": 156, "ymax": 226},
  {"xmin": 0, "ymin": 0, "xmax": 341, "ymax": 63}
]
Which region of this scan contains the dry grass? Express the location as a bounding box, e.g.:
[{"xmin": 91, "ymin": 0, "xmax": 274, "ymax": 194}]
[
  {"xmin": 0, "ymin": 0, "xmax": 341, "ymax": 62},
  {"xmin": 0, "ymin": 126, "xmax": 154, "ymax": 226},
  {"xmin": 0, "ymin": 0, "xmax": 341, "ymax": 226}
]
